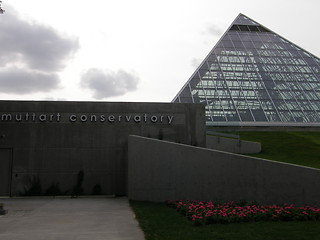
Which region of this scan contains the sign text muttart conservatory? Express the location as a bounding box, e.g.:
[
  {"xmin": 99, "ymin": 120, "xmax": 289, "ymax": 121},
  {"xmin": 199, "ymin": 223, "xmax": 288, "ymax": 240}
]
[{"xmin": 0, "ymin": 112, "xmax": 175, "ymax": 124}]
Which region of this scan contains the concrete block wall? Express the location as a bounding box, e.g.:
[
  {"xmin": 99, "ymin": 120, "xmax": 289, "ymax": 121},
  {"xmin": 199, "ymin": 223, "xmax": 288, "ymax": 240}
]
[
  {"xmin": 128, "ymin": 135, "xmax": 320, "ymax": 206},
  {"xmin": 206, "ymin": 135, "xmax": 261, "ymax": 154}
]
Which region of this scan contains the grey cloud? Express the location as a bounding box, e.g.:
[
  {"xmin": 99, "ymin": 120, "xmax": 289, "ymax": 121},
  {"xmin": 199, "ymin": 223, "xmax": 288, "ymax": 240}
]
[
  {"xmin": 80, "ymin": 68, "xmax": 140, "ymax": 99},
  {"xmin": 191, "ymin": 58, "xmax": 202, "ymax": 68},
  {"xmin": 0, "ymin": 6, "xmax": 79, "ymax": 72},
  {"xmin": 203, "ymin": 24, "xmax": 223, "ymax": 36},
  {"xmin": 0, "ymin": 6, "xmax": 79, "ymax": 95},
  {"xmin": 0, "ymin": 68, "xmax": 60, "ymax": 94}
]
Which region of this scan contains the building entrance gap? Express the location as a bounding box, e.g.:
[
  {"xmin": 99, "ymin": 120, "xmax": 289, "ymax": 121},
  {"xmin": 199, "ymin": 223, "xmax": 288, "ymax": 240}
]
[{"xmin": 0, "ymin": 149, "xmax": 12, "ymax": 196}]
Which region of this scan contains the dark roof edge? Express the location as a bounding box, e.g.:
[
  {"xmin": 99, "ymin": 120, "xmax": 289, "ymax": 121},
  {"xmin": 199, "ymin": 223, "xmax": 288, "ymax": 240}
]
[{"xmin": 207, "ymin": 121, "xmax": 320, "ymax": 127}]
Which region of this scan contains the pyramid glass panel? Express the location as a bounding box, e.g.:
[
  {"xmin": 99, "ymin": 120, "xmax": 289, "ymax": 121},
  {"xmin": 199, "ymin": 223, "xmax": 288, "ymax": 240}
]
[{"xmin": 173, "ymin": 14, "xmax": 320, "ymax": 126}]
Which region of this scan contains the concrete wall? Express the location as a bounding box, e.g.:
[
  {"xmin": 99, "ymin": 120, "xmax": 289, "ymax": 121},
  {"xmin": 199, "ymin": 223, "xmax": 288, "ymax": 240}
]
[
  {"xmin": 206, "ymin": 135, "xmax": 261, "ymax": 154},
  {"xmin": 128, "ymin": 135, "xmax": 320, "ymax": 206},
  {"xmin": 0, "ymin": 101, "xmax": 205, "ymax": 196}
]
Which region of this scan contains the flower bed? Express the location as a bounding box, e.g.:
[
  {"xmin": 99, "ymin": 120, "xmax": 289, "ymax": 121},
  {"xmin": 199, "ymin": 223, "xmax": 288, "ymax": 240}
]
[{"xmin": 167, "ymin": 200, "xmax": 320, "ymax": 225}]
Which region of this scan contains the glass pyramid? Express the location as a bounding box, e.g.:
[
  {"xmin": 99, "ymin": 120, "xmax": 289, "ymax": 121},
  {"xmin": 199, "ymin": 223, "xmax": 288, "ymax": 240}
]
[{"xmin": 173, "ymin": 14, "xmax": 320, "ymax": 126}]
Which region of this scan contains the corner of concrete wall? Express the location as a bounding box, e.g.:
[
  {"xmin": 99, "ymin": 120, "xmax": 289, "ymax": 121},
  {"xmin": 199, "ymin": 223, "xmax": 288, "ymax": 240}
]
[{"xmin": 128, "ymin": 135, "xmax": 320, "ymax": 206}]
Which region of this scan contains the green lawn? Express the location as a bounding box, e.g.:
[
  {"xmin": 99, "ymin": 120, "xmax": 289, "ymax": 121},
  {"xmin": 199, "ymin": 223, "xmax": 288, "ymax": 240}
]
[
  {"xmin": 237, "ymin": 131, "xmax": 320, "ymax": 169},
  {"xmin": 131, "ymin": 201, "xmax": 320, "ymax": 240}
]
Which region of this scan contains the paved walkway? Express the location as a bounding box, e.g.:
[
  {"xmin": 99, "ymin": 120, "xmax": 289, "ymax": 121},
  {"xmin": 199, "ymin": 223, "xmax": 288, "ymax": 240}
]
[{"xmin": 0, "ymin": 197, "xmax": 145, "ymax": 240}]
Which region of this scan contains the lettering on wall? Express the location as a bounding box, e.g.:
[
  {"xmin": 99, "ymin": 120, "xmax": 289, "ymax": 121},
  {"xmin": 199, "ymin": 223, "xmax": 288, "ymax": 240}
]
[{"xmin": 0, "ymin": 113, "xmax": 175, "ymax": 124}]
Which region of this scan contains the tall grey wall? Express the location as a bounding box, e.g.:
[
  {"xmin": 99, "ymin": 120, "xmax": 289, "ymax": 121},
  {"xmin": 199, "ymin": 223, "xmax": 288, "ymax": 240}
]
[
  {"xmin": 206, "ymin": 135, "xmax": 261, "ymax": 154},
  {"xmin": 0, "ymin": 101, "xmax": 205, "ymax": 196},
  {"xmin": 128, "ymin": 135, "xmax": 320, "ymax": 206}
]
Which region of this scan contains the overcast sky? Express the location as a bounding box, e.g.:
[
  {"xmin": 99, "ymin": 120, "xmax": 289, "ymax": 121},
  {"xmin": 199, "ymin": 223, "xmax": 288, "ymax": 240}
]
[{"xmin": 1, "ymin": 0, "xmax": 320, "ymax": 102}]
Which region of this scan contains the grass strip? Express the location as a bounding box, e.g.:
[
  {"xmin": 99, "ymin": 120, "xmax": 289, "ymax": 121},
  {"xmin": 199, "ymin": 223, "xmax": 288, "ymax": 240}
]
[{"xmin": 234, "ymin": 131, "xmax": 320, "ymax": 169}]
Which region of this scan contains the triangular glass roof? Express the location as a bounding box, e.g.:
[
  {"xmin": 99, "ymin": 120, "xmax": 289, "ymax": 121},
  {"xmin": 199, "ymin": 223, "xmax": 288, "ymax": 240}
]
[{"xmin": 173, "ymin": 14, "xmax": 320, "ymax": 126}]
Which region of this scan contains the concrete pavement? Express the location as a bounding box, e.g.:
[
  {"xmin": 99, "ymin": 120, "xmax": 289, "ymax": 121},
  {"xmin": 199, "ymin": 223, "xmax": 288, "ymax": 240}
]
[{"xmin": 0, "ymin": 197, "xmax": 145, "ymax": 240}]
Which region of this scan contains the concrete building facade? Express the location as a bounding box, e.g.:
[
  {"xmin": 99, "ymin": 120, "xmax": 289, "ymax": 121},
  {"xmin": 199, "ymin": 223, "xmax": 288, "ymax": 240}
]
[{"xmin": 0, "ymin": 100, "xmax": 205, "ymax": 197}]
